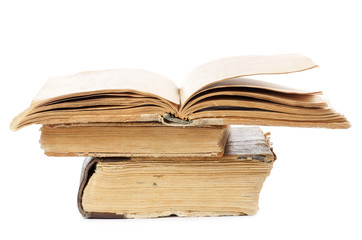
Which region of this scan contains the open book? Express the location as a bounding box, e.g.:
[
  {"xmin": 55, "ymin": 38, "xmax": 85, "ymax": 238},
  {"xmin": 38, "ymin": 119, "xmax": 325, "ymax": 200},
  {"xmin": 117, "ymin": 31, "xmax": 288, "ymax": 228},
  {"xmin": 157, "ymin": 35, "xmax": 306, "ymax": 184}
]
[{"xmin": 10, "ymin": 54, "xmax": 350, "ymax": 130}]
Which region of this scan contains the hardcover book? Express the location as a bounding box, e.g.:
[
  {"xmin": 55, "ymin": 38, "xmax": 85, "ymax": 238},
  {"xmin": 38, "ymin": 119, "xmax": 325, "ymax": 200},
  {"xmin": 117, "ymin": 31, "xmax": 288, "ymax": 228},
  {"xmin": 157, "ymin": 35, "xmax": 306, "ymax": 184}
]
[{"xmin": 78, "ymin": 127, "xmax": 276, "ymax": 218}]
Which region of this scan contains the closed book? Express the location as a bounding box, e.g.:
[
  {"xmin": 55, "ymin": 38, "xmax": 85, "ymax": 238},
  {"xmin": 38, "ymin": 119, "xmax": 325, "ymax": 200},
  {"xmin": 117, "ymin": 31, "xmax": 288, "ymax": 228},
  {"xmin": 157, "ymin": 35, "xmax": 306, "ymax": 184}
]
[
  {"xmin": 41, "ymin": 123, "xmax": 229, "ymax": 157},
  {"xmin": 78, "ymin": 127, "xmax": 276, "ymax": 218}
]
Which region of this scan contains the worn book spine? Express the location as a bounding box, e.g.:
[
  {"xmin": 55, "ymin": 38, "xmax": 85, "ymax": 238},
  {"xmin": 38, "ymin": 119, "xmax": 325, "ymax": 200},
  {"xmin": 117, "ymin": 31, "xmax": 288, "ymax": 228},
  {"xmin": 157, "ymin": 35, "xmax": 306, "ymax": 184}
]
[{"xmin": 78, "ymin": 157, "xmax": 130, "ymax": 218}]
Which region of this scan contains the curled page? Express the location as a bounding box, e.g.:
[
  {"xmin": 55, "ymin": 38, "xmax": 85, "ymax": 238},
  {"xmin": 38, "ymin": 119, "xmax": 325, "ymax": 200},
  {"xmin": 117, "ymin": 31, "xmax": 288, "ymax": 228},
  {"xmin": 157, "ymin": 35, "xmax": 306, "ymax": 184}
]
[
  {"xmin": 33, "ymin": 68, "xmax": 180, "ymax": 105},
  {"xmin": 10, "ymin": 69, "xmax": 180, "ymax": 131},
  {"xmin": 180, "ymin": 54, "xmax": 318, "ymax": 106}
]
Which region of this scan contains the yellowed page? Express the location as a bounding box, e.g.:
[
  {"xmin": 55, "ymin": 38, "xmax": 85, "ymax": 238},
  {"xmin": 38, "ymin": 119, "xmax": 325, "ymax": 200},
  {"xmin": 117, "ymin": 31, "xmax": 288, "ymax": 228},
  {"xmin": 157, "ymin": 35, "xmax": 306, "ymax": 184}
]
[
  {"xmin": 197, "ymin": 77, "xmax": 322, "ymax": 95},
  {"xmin": 180, "ymin": 54, "xmax": 318, "ymax": 105},
  {"xmin": 10, "ymin": 69, "xmax": 180, "ymax": 131},
  {"xmin": 33, "ymin": 68, "xmax": 180, "ymax": 105}
]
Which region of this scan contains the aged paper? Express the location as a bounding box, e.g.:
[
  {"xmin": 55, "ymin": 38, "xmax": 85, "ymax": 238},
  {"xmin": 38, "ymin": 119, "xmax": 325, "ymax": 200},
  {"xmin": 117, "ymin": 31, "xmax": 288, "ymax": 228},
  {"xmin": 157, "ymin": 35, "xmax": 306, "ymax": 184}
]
[
  {"xmin": 33, "ymin": 68, "xmax": 180, "ymax": 105},
  {"xmin": 180, "ymin": 54, "xmax": 317, "ymax": 105}
]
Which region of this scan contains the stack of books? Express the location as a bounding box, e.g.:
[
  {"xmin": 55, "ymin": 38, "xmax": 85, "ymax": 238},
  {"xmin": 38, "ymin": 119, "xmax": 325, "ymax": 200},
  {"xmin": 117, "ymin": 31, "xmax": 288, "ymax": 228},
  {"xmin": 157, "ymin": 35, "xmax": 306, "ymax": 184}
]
[{"xmin": 10, "ymin": 54, "xmax": 350, "ymax": 218}]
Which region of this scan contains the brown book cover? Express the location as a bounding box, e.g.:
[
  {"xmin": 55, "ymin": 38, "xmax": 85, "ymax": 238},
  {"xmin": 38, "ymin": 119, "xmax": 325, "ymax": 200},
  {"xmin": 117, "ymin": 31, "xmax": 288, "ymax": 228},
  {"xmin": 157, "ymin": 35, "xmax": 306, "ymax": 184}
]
[{"xmin": 78, "ymin": 127, "xmax": 276, "ymax": 219}]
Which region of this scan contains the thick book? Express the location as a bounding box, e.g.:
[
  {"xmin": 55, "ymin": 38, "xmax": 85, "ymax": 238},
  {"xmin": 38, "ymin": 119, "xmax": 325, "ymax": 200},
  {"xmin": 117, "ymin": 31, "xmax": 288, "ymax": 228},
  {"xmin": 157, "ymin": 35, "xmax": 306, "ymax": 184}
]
[
  {"xmin": 78, "ymin": 127, "xmax": 276, "ymax": 218},
  {"xmin": 40, "ymin": 123, "xmax": 229, "ymax": 157},
  {"xmin": 11, "ymin": 54, "xmax": 349, "ymax": 130}
]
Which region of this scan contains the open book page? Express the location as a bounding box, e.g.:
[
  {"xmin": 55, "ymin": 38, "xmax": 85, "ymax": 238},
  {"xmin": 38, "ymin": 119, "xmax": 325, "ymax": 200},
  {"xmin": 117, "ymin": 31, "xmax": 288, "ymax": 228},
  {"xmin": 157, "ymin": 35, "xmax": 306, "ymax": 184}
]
[
  {"xmin": 179, "ymin": 78, "xmax": 327, "ymax": 117},
  {"xmin": 32, "ymin": 68, "xmax": 180, "ymax": 106},
  {"xmin": 180, "ymin": 54, "xmax": 318, "ymax": 106},
  {"xmin": 10, "ymin": 69, "xmax": 180, "ymax": 131},
  {"xmin": 198, "ymin": 78, "xmax": 322, "ymax": 95}
]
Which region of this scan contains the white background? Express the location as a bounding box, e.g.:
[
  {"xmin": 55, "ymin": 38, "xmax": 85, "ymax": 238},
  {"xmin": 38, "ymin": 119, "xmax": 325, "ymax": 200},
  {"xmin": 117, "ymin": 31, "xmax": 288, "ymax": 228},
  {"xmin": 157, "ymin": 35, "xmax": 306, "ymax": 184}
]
[{"xmin": 1, "ymin": 1, "xmax": 361, "ymax": 239}]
